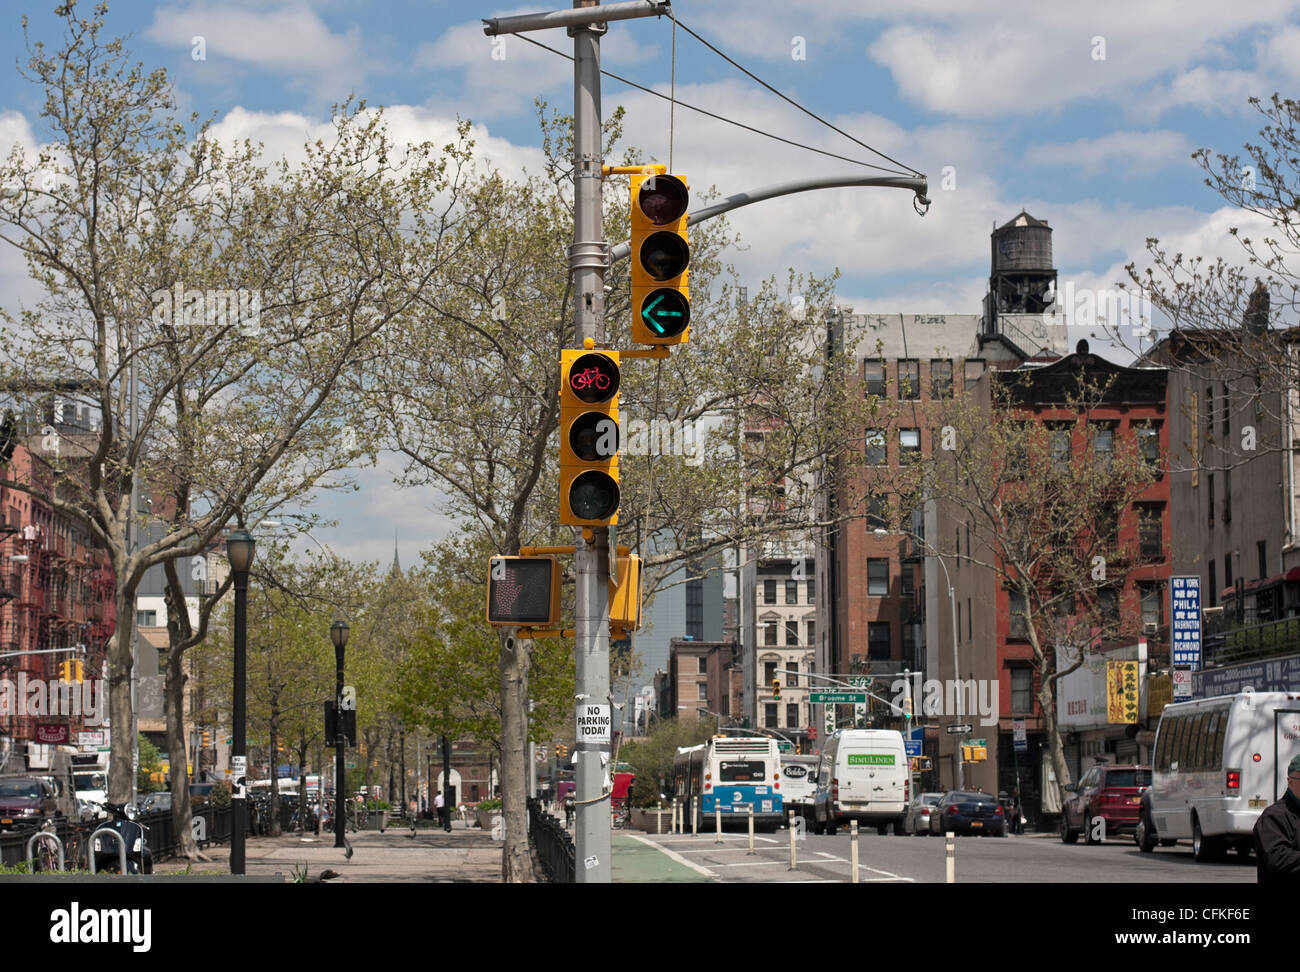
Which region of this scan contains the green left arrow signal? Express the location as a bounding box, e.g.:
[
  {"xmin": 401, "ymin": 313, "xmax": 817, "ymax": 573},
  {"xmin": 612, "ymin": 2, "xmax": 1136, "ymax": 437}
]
[{"xmin": 641, "ymin": 290, "xmax": 689, "ymax": 337}]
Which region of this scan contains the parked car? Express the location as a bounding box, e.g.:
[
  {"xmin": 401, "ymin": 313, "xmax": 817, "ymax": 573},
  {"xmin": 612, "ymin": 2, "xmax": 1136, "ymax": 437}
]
[
  {"xmin": 0, "ymin": 776, "xmax": 58, "ymax": 831},
  {"xmin": 1060, "ymin": 763, "xmax": 1151, "ymax": 845},
  {"xmin": 928, "ymin": 790, "xmax": 1007, "ymax": 836},
  {"xmin": 903, "ymin": 792, "xmax": 944, "ymax": 835}
]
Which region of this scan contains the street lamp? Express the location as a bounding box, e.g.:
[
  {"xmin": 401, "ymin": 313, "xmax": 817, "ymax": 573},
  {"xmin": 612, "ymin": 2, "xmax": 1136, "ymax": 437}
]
[
  {"xmin": 875, "ymin": 526, "xmax": 962, "ymax": 789},
  {"xmin": 330, "ymin": 619, "xmax": 350, "ymax": 849},
  {"xmin": 226, "ymin": 528, "xmax": 255, "ymax": 875}
]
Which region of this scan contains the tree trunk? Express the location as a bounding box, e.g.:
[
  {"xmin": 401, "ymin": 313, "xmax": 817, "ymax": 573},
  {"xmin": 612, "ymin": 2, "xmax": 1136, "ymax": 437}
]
[
  {"xmin": 297, "ymin": 730, "xmax": 309, "ymax": 836},
  {"xmin": 107, "ymin": 580, "xmax": 136, "ymax": 806},
  {"xmin": 1039, "ymin": 679, "xmax": 1073, "ymax": 798},
  {"xmin": 269, "ymin": 676, "xmax": 281, "ymax": 838},
  {"xmin": 163, "ymin": 643, "xmax": 202, "ymax": 859},
  {"xmin": 499, "ymin": 630, "xmax": 534, "ymax": 882}
]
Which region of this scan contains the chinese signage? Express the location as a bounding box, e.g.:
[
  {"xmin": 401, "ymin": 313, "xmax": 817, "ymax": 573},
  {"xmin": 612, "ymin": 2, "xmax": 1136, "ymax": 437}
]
[
  {"xmin": 1170, "ymin": 576, "xmax": 1202, "ymax": 669},
  {"xmin": 1106, "ymin": 660, "xmax": 1139, "ymax": 724}
]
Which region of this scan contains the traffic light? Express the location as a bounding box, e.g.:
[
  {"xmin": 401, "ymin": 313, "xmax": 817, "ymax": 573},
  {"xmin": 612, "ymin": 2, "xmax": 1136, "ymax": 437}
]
[
  {"xmin": 485, "ymin": 555, "xmax": 562, "ymax": 626},
  {"xmin": 772, "ymin": 679, "xmax": 781, "ymax": 700},
  {"xmin": 559, "ymin": 347, "xmax": 620, "ymax": 526},
  {"xmin": 202, "ymin": 730, "xmax": 211, "ymax": 748},
  {"xmin": 630, "ymin": 172, "xmax": 691, "ymax": 345},
  {"xmin": 609, "ymin": 553, "xmax": 643, "ymax": 631}
]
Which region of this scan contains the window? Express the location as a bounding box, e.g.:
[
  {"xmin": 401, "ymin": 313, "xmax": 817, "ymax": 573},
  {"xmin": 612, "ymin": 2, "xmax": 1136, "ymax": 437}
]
[
  {"xmin": 1049, "ymin": 423, "xmax": 1072, "ymax": 472},
  {"xmin": 956, "ymin": 602, "xmax": 962, "ymax": 642},
  {"xmin": 1259, "ymin": 540, "xmax": 1268, "ymax": 580},
  {"xmin": 1136, "ymin": 423, "xmax": 1161, "ymax": 474},
  {"xmin": 898, "ymin": 359, "xmax": 920, "ymax": 399},
  {"xmin": 1097, "ymin": 587, "xmax": 1119, "ymax": 622},
  {"xmin": 765, "ymin": 703, "xmax": 778, "ymax": 727},
  {"xmin": 1222, "ymin": 383, "xmax": 1230, "ymax": 436},
  {"xmin": 1205, "ymin": 386, "xmax": 1214, "ymax": 440},
  {"xmin": 866, "ymin": 493, "xmax": 889, "ymax": 530},
  {"xmin": 931, "ymin": 359, "xmax": 953, "ymax": 398},
  {"xmin": 698, "ymin": 682, "xmax": 708, "ymax": 702},
  {"xmin": 1096, "ymin": 503, "xmax": 1119, "ymax": 550},
  {"xmin": 901, "ymin": 566, "xmax": 915, "ymax": 599},
  {"xmin": 867, "ymin": 558, "xmax": 889, "ymax": 596},
  {"xmin": 764, "ymin": 579, "xmax": 777, "ymax": 604},
  {"xmin": 1223, "ymin": 469, "xmax": 1232, "ymax": 522},
  {"xmin": 785, "ymin": 620, "xmax": 799, "ymax": 645},
  {"xmin": 764, "ymin": 622, "xmax": 778, "ymax": 647},
  {"xmin": 865, "ymin": 429, "xmax": 887, "ymax": 465},
  {"xmin": 764, "ymin": 661, "xmax": 777, "ymax": 684},
  {"xmin": 864, "ymin": 359, "xmax": 887, "ymax": 397},
  {"xmin": 1224, "ymin": 554, "xmax": 1232, "ymax": 592},
  {"xmin": 788, "ymin": 664, "xmax": 799, "ymax": 687},
  {"xmin": 1208, "ymin": 474, "xmax": 1215, "ymax": 527},
  {"xmin": 698, "ymin": 657, "xmax": 708, "ymax": 674},
  {"xmin": 1008, "ymin": 591, "xmax": 1029, "ymax": 640},
  {"xmin": 1092, "ymin": 424, "xmax": 1115, "ymax": 469},
  {"xmin": 1139, "ymin": 582, "xmax": 1163, "ymax": 629},
  {"xmin": 786, "ymin": 579, "xmax": 798, "ymax": 604},
  {"xmin": 807, "ymin": 576, "xmax": 815, "ymax": 603},
  {"xmin": 967, "ymin": 597, "xmax": 972, "ymax": 641},
  {"xmin": 963, "ymin": 359, "xmax": 985, "ymax": 391},
  {"xmin": 136, "ymin": 609, "xmax": 157, "ymax": 627},
  {"xmin": 806, "ymin": 620, "xmax": 816, "ymax": 645},
  {"xmin": 1006, "ymin": 434, "xmax": 1027, "ymax": 479},
  {"xmin": 900, "ymin": 428, "xmax": 921, "ymax": 461},
  {"xmin": 1208, "ymin": 560, "xmax": 1217, "ymax": 608},
  {"xmin": 868, "ymin": 622, "xmax": 891, "ymax": 660},
  {"xmin": 786, "ymin": 703, "xmax": 799, "ymax": 728},
  {"xmin": 1138, "ymin": 505, "xmax": 1163, "ymax": 560}
]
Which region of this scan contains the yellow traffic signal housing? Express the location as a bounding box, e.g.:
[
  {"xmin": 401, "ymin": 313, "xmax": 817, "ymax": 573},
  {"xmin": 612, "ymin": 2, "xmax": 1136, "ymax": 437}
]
[
  {"xmin": 486, "ymin": 556, "xmax": 562, "ymax": 626},
  {"xmin": 609, "ymin": 553, "xmax": 643, "ymax": 631},
  {"xmin": 961, "ymin": 745, "xmax": 973, "ymax": 762},
  {"xmin": 772, "ymin": 679, "xmax": 781, "ymax": 700},
  {"xmin": 630, "ymin": 173, "xmax": 691, "ymax": 345},
  {"xmin": 973, "ymin": 744, "xmax": 988, "ymax": 762},
  {"xmin": 559, "ymin": 349, "xmax": 620, "ymax": 526}
]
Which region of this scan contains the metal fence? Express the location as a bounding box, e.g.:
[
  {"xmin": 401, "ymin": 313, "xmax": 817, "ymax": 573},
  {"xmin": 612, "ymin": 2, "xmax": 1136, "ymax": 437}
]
[
  {"xmin": 0, "ymin": 804, "xmax": 244, "ymax": 869},
  {"xmin": 526, "ymin": 797, "xmax": 574, "ymax": 883}
]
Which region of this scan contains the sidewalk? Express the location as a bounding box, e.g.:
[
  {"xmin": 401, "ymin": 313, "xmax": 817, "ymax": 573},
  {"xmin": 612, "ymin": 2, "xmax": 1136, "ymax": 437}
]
[{"xmin": 154, "ymin": 819, "xmax": 502, "ymax": 882}]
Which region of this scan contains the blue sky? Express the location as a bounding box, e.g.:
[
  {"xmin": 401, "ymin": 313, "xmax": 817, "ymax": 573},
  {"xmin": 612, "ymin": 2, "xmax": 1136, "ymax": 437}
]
[{"xmin": 2, "ymin": 0, "xmax": 1297, "ymax": 561}]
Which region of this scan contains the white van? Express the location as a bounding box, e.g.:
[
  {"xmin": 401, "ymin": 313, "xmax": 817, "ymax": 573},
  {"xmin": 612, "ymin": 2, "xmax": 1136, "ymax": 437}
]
[
  {"xmin": 1138, "ymin": 690, "xmax": 1300, "ymax": 861},
  {"xmin": 811, "ymin": 729, "xmax": 909, "ymax": 835},
  {"xmin": 779, "ymin": 754, "xmax": 818, "ymax": 819}
]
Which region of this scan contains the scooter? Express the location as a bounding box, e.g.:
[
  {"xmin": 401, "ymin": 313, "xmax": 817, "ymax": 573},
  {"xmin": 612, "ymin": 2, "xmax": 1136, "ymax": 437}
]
[{"xmin": 92, "ymin": 802, "xmax": 153, "ymax": 874}]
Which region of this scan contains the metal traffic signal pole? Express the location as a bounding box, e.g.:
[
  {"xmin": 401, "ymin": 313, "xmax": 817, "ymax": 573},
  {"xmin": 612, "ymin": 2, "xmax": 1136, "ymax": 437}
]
[{"xmin": 483, "ymin": 0, "xmax": 669, "ymax": 885}]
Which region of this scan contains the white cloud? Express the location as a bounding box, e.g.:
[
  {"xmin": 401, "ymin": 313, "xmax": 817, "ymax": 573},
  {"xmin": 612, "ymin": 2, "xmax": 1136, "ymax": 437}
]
[
  {"xmin": 1025, "ymin": 130, "xmax": 1195, "ymax": 176},
  {"xmin": 146, "ymin": 2, "xmax": 370, "ymax": 88}
]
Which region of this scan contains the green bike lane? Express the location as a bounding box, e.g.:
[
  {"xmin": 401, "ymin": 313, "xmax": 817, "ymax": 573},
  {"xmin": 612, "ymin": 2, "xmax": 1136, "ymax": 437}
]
[{"xmin": 611, "ymin": 833, "xmax": 717, "ymax": 882}]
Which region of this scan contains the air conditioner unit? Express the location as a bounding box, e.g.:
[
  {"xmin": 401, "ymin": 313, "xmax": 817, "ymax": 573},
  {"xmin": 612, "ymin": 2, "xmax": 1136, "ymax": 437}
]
[{"xmin": 1143, "ymin": 621, "xmax": 1159, "ymax": 635}]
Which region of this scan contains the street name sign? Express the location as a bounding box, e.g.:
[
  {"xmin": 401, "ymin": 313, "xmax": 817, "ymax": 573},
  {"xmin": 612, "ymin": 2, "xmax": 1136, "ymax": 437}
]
[{"xmin": 811, "ymin": 691, "xmax": 866, "ymax": 704}]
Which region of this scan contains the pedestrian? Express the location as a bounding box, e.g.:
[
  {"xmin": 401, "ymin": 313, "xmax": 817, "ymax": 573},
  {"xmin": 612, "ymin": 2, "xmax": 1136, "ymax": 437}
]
[
  {"xmin": 1253, "ymin": 753, "xmax": 1300, "ymax": 883},
  {"xmin": 434, "ymin": 790, "xmax": 448, "ymax": 831}
]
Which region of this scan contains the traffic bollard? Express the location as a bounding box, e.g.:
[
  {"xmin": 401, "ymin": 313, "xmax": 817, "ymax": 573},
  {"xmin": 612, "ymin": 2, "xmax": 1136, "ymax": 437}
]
[
  {"xmin": 672, "ymin": 799, "xmax": 679, "ymax": 834},
  {"xmin": 747, "ymin": 804, "xmax": 756, "ymax": 855},
  {"xmin": 850, "ymin": 820, "xmax": 860, "ymax": 883},
  {"xmin": 788, "ymin": 811, "xmax": 798, "ymax": 871},
  {"xmin": 715, "ymin": 807, "xmax": 723, "ymax": 843},
  {"xmin": 691, "ymin": 796, "xmax": 698, "ymax": 836},
  {"xmin": 946, "ymin": 831, "xmax": 955, "ymax": 883}
]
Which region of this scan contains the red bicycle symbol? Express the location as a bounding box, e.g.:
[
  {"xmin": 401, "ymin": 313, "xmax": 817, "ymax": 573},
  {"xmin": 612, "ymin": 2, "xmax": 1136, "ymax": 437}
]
[{"xmin": 570, "ymin": 367, "xmax": 611, "ymax": 392}]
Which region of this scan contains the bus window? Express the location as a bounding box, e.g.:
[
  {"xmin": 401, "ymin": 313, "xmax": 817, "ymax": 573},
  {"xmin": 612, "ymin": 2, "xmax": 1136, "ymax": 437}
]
[
  {"xmin": 1187, "ymin": 712, "xmax": 1207, "ymax": 772},
  {"xmin": 1204, "ymin": 707, "xmax": 1225, "ymax": 772},
  {"xmin": 1155, "ymin": 718, "xmax": 1172, "ymax": 771},
  {"xmin": 1170, "ymin": 713, "xmax": 1190, "ymax": 770}
]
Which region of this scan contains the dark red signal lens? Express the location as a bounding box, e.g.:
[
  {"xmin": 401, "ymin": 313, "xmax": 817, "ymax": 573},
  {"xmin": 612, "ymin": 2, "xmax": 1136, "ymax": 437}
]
[{"xmin": 637, "ymin": 175, "xmax": 689, "ymax": 225}]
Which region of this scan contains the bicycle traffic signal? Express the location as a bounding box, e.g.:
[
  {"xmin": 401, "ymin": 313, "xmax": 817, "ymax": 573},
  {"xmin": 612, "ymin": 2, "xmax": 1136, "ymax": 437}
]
[
  {"xmin": 630, "ymin": 172, "xmax": 690, "ymax": 345},
  {"xmin": 559, "ymin": 347, "xmax": 620, "ymax": 526}
]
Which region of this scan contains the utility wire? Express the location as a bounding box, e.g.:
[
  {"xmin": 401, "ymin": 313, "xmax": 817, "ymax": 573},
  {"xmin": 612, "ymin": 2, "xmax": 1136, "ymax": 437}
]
[
  {"xmin": 668, "ymin": 11, "xmax": 923, "ymax": 177},
  {"xmin": 515, "ymin": 32, "xmax": 913, "ymax": 175}
]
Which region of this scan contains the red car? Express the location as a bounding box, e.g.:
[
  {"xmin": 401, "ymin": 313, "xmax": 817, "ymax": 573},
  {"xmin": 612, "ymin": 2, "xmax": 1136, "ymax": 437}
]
[{"xmin": 1060, "ymin": 763, "xmax": 1151, "ymax": 844}]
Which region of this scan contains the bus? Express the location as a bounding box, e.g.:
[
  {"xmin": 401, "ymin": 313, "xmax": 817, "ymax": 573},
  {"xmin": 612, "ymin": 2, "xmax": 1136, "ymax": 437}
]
[
  {"xmin": 1138, "ymin": 690, "xmax": 1300, "ymax": 861},
  {"xmin": 672, "ymin": 737, "xmax": 784, "ymax": 831}
]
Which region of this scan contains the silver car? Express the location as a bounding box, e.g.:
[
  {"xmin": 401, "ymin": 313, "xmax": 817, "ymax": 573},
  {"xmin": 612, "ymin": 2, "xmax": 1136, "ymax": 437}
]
[{"xmin": 903, "ymin": 792, "xmax": 944, "ymax": 836}]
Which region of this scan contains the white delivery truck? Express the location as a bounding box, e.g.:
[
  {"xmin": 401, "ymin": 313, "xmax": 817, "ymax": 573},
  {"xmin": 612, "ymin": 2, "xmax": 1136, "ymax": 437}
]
[{"xmin": 811, "ymin": 728, "xmax": 909, "ymax": 835}]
